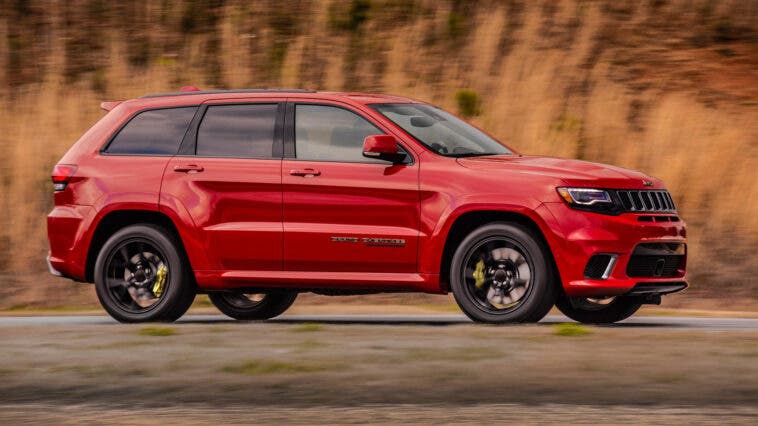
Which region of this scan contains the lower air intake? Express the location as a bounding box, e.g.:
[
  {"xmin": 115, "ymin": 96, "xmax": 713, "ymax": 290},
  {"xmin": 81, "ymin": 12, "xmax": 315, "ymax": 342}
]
[{"xmin": 584, "ymin": 254, "xmax": 616, "ymax": 279}]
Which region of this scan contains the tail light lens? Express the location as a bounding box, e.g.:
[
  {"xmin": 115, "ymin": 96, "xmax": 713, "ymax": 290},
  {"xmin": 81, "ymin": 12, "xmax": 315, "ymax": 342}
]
[{"xmin": 52, "ymin": 164, "xmax": 77, "ymax": 191}]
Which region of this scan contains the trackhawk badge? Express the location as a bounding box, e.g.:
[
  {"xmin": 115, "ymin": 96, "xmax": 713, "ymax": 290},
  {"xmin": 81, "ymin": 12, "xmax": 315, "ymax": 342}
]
[{"xmin": 331, "ymin": 236, "xmax": 406, "ymax": 247}]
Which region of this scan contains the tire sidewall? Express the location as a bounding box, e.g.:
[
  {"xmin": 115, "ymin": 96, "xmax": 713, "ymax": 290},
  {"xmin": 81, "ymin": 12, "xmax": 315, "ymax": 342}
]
[
  {"xmin": 555, "ymin": 295, "xmax": 642, "ymax": 324},
  {"xmin": 209, "ymin": 292, "xmax": 297, "ymax": 320},
  {"xmin": 450, "ymin": 223, "xmax": 555, "ymax": 323},
  {"xmin": 94, "ymin": 225, "xmax": 188, "ymax": 322}
]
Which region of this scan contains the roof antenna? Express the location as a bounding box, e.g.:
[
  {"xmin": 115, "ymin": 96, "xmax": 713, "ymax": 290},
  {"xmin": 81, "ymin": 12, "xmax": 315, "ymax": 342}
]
[{"xmin": 180, "ymin": 86, "xmax": 201, "ymax": 92}]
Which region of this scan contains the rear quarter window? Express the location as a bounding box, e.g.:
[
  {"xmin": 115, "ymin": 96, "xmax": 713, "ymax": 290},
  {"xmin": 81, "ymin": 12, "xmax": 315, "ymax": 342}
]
[{"xmin": 104, "ymin": 107, "xmax": 197, "ymax": 155}]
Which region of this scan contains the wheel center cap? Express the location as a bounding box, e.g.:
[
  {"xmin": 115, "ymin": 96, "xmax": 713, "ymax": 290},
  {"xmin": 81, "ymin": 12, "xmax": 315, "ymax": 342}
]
[{"xmin": 131, "ymin": 268, "xmax": 153, "ymax": 286}]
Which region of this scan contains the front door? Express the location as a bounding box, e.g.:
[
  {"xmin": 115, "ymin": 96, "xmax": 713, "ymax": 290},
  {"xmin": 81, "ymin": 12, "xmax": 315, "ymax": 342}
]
[{"xmin": 282, "ymin": 102, "xmax": 419, "ymax": 274}]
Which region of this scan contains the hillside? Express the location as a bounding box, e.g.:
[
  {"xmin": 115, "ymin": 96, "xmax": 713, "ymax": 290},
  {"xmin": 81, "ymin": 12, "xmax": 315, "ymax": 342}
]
[{"xmin": 0, "ymin": 0, "xmax": 756, "ymax": 308}]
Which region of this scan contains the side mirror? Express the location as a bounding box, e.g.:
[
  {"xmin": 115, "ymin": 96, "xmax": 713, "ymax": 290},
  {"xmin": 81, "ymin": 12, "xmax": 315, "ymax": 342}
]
[{"xmin": 362, "ymin": 135, "xmax": 406, "ymax": 163}]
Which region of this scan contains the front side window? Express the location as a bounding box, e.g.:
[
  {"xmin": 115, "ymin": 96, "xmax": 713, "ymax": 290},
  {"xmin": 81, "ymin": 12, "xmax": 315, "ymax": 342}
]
[
  {"xmin": 370, "ymin": 103, "xmax": 512, "ymax": 157},
  {"xmin": 196, "ymin": 104, "xmax": 278, "ymax": 158},
  {"xmin": 295, "ymin": 104, "xmax": 385, "ymax": 163},
  {"xmin": 105, "ymin": 107, "xmax": 197, "ymax": 155}
]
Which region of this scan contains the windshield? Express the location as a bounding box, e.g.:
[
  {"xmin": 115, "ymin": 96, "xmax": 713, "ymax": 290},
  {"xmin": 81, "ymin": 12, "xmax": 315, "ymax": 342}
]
[{"xmin": 370, "ymin": 103, "xmax": 512, "ymax": 157}]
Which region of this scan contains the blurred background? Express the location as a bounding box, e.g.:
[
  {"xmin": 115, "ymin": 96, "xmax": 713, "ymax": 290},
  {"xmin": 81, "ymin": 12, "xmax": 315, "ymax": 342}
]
[{"xmin": 0, "ymin": 0, "xmax": 756, "ymax": 310}]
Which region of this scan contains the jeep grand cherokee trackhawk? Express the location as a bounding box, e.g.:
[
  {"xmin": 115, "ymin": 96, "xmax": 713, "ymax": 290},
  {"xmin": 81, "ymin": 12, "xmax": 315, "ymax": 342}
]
[{"xmin": 47, "ymin": 88, "xmax": 687, "ymax": 323}]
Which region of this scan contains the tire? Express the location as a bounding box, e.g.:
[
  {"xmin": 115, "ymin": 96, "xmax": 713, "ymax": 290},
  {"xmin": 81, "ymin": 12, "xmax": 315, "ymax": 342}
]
[
  {"xmin": 94, "ymin": 224, "xmax": 196, "ymax": 323},
  {"xmin": 209, "ymin": 291, "xmax": 298, "ymax": 320},
  {"xmin": 555, "ymin": 295, "xmax": 642, "ymax": 324},
  {"xmin": 450, "ymin": 222, "xmax": 557, "ymax": 323}
]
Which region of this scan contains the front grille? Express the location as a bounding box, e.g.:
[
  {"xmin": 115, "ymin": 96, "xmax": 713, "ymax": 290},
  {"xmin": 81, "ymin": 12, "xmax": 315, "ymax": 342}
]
[
  {"xmin": 637, "ymin": 215, "xmax": 680, "ymax": 222},
  {"xmin": 626, "ymin": 243, "xmax": 686, "ymax": 278},
  {"xmin": 614, "ymin": 190, "xmax": 676, "ymax": 213}
]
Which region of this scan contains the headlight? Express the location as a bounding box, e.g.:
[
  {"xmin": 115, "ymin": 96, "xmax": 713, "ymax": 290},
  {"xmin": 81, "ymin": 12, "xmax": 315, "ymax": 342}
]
[
  {"xmin": 557, "ymin": 187, "xmax": 620, "ymax": 214},
  {"xmin": 557, "ymin": 188, "xmax": 612, "ymax": 205}
]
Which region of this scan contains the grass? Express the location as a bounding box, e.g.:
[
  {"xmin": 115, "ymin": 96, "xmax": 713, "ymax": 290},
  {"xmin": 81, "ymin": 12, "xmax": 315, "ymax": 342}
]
[
  {"xmin": 291, "ymin": 323, "xmax": 325, "ymax": 332},
  {"xmin": 455, "ymin": 89, "xmax": 481, "ymax": 118},
  {"xmin": 296, "ymin": 339, "xmax": 329, "ymax": 351},
  {"xmin": 2, "ymin": 305, "xmax": 100, "ymax": 313},
  {"xmin": 649, "ymin": 373, "xmax": 687, "ymax": 384},
  {"xmin": 552, "ymin": 323, "xmax": 592, "ymax": 337},
  {"xmin": 191, "ymin": 295, "xmax": 214, "ymax": 308},
  {"xmin": 138, "ymin": 327, "xmax": 176, "ymax": 337},
  {"xmin": 48, "ymin": 365, "xmax": 149, "ymax": 377},
  {"xmin": 86, "ymin": 340, "xmax": 153, "ymax": 350},
  {"xmin": 222, "ymin": 360, "xmax": 334, "ymax": 375},
  {"xmin": 404, "ymin": 346, "xmax": 503, "ymax": 362}
]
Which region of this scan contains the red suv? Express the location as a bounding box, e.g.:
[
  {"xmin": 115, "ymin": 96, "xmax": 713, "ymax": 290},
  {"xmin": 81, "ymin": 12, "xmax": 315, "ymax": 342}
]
[{"xmin": 47, "ymin": 88, "xmax": 687, "ymax": 323}]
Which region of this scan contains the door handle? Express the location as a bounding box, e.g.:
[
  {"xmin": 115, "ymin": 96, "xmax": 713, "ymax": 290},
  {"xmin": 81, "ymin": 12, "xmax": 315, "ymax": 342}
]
[
  {"xmin": 173, "ymin": 164, "xmax": 204, "ymax": 173},
  {"xmin": 289, "ymin": 168, "xmax": 321, "ymax": 177}
]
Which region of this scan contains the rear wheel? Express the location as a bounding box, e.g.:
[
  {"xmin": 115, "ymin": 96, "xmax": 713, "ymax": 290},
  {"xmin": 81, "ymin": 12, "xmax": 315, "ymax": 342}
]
[
  {"xmin": 209, "ymin": 291, "xmax": 297, "ymax": 320},
  {"xmin": 555, "ymin": 295, "xmax": 641, "ymax": 324},
  {"xmin": 94, "ymin": 224, "xmax": 195, "ymax": 323},
  {"xmin": 450, "ymin": 222, "xmax": 556, "ymax": 323}
]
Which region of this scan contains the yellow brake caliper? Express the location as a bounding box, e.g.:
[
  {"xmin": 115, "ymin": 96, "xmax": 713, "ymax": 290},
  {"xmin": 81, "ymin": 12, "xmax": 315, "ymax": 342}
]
[
  {"xmin": 152, "ymin": 266, "xmax": 168, "ymax": 297},
  {"xmin": 473, "ymin": 259, "xmax": 486, "ymax": 288}
]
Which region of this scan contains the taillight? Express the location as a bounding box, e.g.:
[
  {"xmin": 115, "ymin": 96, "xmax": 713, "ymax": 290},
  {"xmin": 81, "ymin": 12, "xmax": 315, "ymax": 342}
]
[{"xmin": 52, "ymin": 164, "xmax": 77, "ymax": 191}]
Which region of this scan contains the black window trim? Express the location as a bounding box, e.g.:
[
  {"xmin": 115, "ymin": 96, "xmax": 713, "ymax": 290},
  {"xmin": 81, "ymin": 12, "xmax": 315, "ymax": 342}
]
[
  {"xmin": 284, "ymin": 101, "xmax": 415, "ymax": 165},
  {"xmin": 176, "ymin": 101, "xmax": 285, "ymax": 160},
  {"xmin": 100, "ymin": 105, "xmax": 200, "ymax": 157}
]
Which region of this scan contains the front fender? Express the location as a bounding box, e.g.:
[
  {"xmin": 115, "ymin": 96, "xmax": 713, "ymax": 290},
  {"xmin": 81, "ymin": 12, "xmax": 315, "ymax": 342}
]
[{"xmin": 417, "ymin": 196, "xmax": 561, "ymax": 281}]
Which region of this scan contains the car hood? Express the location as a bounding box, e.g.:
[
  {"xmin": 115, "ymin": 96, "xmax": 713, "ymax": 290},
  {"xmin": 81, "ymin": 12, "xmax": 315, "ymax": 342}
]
[{"xmin": 456, "ymin": 155, "xmax": 663, "ymax": 189}]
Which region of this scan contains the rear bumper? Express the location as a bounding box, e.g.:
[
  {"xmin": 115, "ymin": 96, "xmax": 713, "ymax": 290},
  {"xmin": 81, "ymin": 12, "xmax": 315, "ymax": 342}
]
[
  {"xmin": 540, "ymin": 202, "xmax": 688, "ymax": 297},
  {"xmin": 47, "ymin": 204, "xmax": 97, "ymax": 281}
]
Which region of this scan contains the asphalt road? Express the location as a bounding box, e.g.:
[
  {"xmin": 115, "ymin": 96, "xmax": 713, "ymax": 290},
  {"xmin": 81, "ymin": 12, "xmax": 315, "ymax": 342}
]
[{"xmin": 0, "ymin": 313, "xmax": 756, "ymax": 330}]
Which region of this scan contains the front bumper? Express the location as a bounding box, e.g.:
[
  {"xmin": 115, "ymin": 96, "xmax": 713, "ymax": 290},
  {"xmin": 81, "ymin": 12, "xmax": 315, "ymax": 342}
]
[
  {"xmin": 540, "ymin": 202, "xmax": 688, "ymax": 297},
  {"xmin": 46, "ymin": 253, "xmax": 63, "ymax": 277}
]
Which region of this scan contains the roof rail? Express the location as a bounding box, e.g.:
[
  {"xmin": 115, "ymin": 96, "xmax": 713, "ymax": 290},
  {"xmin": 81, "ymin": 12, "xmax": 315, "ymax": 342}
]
[
  {"xmin": 100, "ymin": 100, "xmax": 123, "ymax": 111},
  {"xmin": 139, "ymin": 88, "xmax": 315, "ymax": 99}
]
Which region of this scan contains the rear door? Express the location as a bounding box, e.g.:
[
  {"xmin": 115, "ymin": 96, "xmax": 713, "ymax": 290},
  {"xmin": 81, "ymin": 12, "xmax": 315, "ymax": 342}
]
[
  {"xmin": 160, "ymin": 98, "xmax": 285, "ymax": 271},
  {"xmin": 282, "ymin": 101, "xmax": 419, "ymax": 273}
]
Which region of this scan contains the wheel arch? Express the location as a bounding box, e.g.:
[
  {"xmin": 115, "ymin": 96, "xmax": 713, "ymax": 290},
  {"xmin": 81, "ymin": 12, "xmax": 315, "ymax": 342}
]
[
  {"xmin": 438, "ymin": 210, "xmax": 561, "ymax": 292},
  {"xmin": 85, "ymin": 210, "xmax": 187, "ymax": 283}
]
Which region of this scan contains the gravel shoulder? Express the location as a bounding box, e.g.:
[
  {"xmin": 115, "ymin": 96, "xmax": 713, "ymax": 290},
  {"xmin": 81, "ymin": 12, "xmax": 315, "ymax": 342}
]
[{"xmin": 1, "ymin": 320, "xmax": 756, "ymax": 423}]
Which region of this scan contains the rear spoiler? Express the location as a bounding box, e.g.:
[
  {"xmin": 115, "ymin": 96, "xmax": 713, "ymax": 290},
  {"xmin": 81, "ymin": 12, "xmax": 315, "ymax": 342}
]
[{"xmin": 100, "ymin": 100, "xmax": 124, "ymax": 111}]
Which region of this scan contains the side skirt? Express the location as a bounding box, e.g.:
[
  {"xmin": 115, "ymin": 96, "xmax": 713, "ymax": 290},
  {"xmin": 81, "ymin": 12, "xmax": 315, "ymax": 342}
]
[{"xmin": 193, "ymin": 270, "xmax": 444, "ymax": 294}]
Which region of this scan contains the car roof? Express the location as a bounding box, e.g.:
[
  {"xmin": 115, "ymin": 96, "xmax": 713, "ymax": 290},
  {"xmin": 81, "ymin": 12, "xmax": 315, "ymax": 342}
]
[{"xmin": 119, "ymin": 89, "xmax": 419, "ymax": 109}]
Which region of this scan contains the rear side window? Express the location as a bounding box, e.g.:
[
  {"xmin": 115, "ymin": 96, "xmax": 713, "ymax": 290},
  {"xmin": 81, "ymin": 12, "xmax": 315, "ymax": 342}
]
[
  {"xmin": 196, "ymin": 104, "xmax": 278, "ymax": 158},
  {"xmin": 105, "ymin": 107, "xmax": 196, "ymax": 155}
]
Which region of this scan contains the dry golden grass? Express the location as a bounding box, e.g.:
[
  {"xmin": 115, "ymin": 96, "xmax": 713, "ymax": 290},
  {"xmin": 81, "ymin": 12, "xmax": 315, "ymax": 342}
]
[{"xmin": 0, "ymin": 0, "xmax": 755, "ymax": 307}]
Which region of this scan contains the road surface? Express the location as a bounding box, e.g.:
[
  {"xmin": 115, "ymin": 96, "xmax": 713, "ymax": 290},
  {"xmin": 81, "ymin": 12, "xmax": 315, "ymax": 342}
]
[{"xmin": 0, "ymin": 313, "xmax": 756, "ymax": 330}]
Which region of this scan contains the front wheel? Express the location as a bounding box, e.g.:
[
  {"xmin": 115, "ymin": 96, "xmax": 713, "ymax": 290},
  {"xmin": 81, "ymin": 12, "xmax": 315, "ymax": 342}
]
[
  {"xmin": 555, "ymin": 296, "xmax": 642, "ymax": 324},
  {"xmin": 209, "ymin": 291, "xmax": 297, "ymax": 320},
  {"xmin": 450, "ymin": 222, "xmax": 557, "ymax": 323}
]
